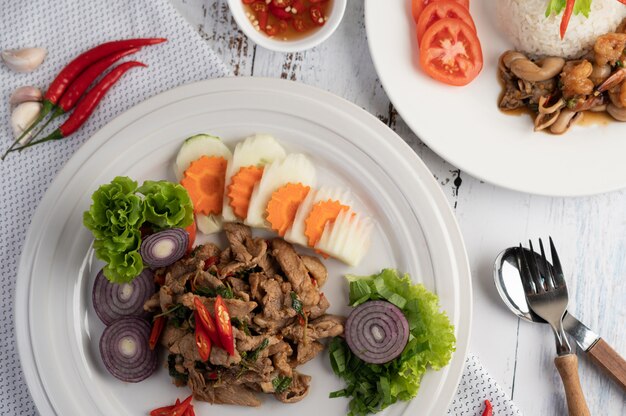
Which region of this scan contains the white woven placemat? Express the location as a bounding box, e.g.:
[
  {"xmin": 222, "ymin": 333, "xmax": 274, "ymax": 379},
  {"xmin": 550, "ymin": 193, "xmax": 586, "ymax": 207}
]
[
  {"xmin": 0, "ymin": 0, "xmax": 228, "ymax": 414},
  {"xmin": 0, "ymin": 1, "xmax": 520, "ymax": 415}
]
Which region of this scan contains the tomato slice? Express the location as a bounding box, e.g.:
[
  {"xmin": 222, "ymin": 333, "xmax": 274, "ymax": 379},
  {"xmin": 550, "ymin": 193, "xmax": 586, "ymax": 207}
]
[
  {"xmin": 419, "ymin": 18, "xmax": 483, "ymax": 86},
  {"xmin": 214, "ymin": 295, "xmax": 235, "ymax": 356},
  {"xmin": 416, "ymin": 0, "xmax": 475, "ymax": 44},
  {"xmin": 411, "ymin": 0, "xmax": 469, "ymax": 23}
]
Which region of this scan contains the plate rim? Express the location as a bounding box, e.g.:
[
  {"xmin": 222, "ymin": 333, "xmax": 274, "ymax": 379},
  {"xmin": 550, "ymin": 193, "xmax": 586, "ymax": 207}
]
[
  {"xmin": 363, "ymin": 0, "xmax": 626, "ymax": 197},
  {"xmin": 15, "ymin": 77, "xmax": 472, "ymax": 416}
]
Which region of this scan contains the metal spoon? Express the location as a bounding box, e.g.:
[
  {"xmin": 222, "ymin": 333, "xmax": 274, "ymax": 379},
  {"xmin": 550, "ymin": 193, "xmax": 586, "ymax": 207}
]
[{"xmin": 494, "ymin": 247, "xmax": 626, "ymax": 390}]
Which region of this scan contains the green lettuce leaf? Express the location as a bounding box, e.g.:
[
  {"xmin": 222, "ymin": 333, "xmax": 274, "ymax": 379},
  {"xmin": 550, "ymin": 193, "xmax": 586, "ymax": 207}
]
[
  {"xmin": 330, "ymin": 269, "xmax": 456, "ymax": 416},
  {"xmin": 94, "ymin": 246, "xmax": 144, "ymax": 283},
  {"xmin": 83, "ymin": 176, "xmax": 144, "ymax": 241},
  {"xmin": 138, "ymin": 180, "xmax": 194, "ymax": 231}
]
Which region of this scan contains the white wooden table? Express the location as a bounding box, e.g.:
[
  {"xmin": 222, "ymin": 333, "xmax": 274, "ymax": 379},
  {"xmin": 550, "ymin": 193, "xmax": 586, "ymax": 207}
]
[{"xmin": 171, "ymin": 1, "xmax": 626, "ymax": 414}]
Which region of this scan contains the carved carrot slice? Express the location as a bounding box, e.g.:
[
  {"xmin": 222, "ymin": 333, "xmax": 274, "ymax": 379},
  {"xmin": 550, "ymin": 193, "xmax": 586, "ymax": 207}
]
[
  {"xmin": 180, "ymin": 156, "xmax": 227, "ymax": 216},
  {"xmin": 266, "ymin": 183, "xmax": 311, "ymax": 236},
  {"xmin": 304, "ymin": 199, "xmax": 350, "ymax": 247},
  {"xmin": 227, "ymin": 166, "xmax": 264, "ymax": 219}
]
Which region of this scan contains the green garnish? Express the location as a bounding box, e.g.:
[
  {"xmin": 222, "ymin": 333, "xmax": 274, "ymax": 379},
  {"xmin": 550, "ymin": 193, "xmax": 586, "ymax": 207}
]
[
  {"xmin": 232, "ymin": 317, "xmax": 251, "ymax": 336},
  {"xmin": 329, "ymin": 269, "xmax": 456, "ymax": 416},
  {"xmin": 167, "ymin": 354, "xmax": 188, "ymax": 382},
  {"xmin": 247, "ymin": 338, "xmax": 269, "ymax": 362},
  {"xmin": 545, "ymin": 0, "xmax": 592, "ymax": 18},
  {"xmin": 272, "ymin": 375, "xmax": 293, "ymax": 393},
  {"xmin": 290, "ymin": 291, "xmax": 304, "ymax": 318},
  {"xmin": 156, "ymin": 305, "xmax": 192, "ymax": 328},
  {"xmin": 83, "ymin": 176, "xmax": 193, "ymax": 283},
  {"xmin": 137, "ymin": 180, "xmax": 193, "ymax": 231},
  {"xmin": 194, "ymin": 283, "xmax": 234, "ymax": 299}
]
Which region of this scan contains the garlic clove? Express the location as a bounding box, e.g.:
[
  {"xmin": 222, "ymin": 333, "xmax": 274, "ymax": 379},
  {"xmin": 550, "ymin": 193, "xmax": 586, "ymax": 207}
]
[
  {"xmin": 1, "ymin": 47, "xmax": 47, "ymax": 72},
  {"xmin": 11, "ymin": 101, "xmax": 43, "ymax": 145},
  {"xmin": 9, "ymin": 86, "xmax": 43, "ymax": 106}
]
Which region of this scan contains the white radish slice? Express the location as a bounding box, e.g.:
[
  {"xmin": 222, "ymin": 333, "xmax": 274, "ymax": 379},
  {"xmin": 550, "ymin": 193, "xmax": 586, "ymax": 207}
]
[
  {"xmin": 284, "ymin": 186, "xmax": 353, "ymax": 247},
  {"xmin": 173, "ymin": 134, "xmax": 232, "ymax": 180},
  {"xmin": 246, "ymin": 153, "xmax": 316, "ymax": 229},
  {"xmin": 316, "ymin": 210, "xmax": 373, "ymax": 266},
  {"xmin": 196, "ymin": 213, "xmax": 223, "ymax": 235},
  {"xmin": 223, "ymin": 134, "xmax": 286, "ymax": 222}
]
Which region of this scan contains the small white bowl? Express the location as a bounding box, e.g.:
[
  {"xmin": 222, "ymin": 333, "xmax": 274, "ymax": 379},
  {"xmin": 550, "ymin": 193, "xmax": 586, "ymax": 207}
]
[{"xmin": 228, "ymin": 0, "xmax": 347, "ymax": 53}]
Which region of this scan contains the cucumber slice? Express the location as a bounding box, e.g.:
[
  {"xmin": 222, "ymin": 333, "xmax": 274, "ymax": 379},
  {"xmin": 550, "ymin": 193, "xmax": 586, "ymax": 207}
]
[
  {"xmin": 284, "ymin": 186, "xmax": 353, "ymax": 247},
  {"xmin": 174, "ymin": 134, "xmax": 232, "ymax": 180},
  {"xmin": 246, "ymin": 153, "xmax": 316, "ymax": 229},
  {"xmin": 223, "ymin": 134, "xmax": 286, "ymax": 222},
  {"xmin": 316, "ymin": 210, "xmax": 373, "ymax": 266},
  {"xmin": 195, "ymin": 213, "xmax": 223, "ymax": 235}
]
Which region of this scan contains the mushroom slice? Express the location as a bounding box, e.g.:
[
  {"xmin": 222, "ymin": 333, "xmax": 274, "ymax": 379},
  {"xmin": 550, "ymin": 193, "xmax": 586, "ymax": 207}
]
[
  {"xmin": 534, "ymin": 111, "xmax": 560, "ymax": 131},
  {"xmin": 549, "ymin": 110, "xmax": 583, "ymax": 135},
  {"xmin": 510, "ymin": 57, "xmax": 566, "ymax": 82},
  {"xmin": 607, "ymin": 103, "xmax": 626, "ymax": 121}
]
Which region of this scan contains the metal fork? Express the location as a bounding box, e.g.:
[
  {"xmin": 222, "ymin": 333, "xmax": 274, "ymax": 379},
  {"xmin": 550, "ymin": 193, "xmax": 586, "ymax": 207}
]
[{"xmin": 518, "ymin": 238, "xmax": 590, "ymax": 416}]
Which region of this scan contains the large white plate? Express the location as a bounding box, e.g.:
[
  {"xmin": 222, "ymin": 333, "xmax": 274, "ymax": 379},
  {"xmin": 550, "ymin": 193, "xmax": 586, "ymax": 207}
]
[
  {"xmin": 15, "ymin": 78, "xmax": 471, "ymax": 416},
  {"xmin": 365, "ymin": 0, "xmax": 626, "ymax": 196}
]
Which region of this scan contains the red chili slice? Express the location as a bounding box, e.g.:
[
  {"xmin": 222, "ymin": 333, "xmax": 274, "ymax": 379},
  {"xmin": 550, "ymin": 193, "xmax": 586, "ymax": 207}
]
[
  {"xmin": 148, "ymin": 316, "xmax": 165, "ymax": 350},
  {"xmin": 292, "ymin": 17, "xmax": 307, "ymax": 32},
  {"xmin": 214, "ymin": 295, "xmax": 235, "ymax": 356},
  {"xmin": 310, "ymin": 5, "xmax": 325, "ymax": 26},
  {"xmin": 150, "ymin": 395, "xmax": 193, "ymax": 416},
  {"xmin": 195, "ymin": 321, "xmax": 212, "ymax": 362},
  {"xmin": 193, "ymin": 298, "xmax": 220, "ymax": 346},
  {"xmin": 272, "ymin": 0, "xmax": 292, "ymax": 6},
  {"xmin": 270, "ymin": 5, "xmax": 294, "ymax": 20},
  {"xmin": 291, "ymin": 0, "xmax": 305, "ymax": 14}
]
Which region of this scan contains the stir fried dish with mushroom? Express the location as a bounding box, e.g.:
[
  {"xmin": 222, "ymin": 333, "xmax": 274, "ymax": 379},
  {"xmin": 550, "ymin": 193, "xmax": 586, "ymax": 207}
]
[
  {"xmin": 143, "ymin": 222, "xmax": 344, "ymax": 406},
  {"xmin": 498, "ymin": 18, "xmax": 626, "ymax": 134}
]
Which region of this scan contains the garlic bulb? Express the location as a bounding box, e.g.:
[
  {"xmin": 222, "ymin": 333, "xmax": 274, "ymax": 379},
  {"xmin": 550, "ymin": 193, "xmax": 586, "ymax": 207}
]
[
  {"xmin": 1, "ymin": 47, "xmax": 47, "ymax": 72},
  {"xmin": 11, "ymin": 102, "xmax": 43, "ymax": 145},
  {"xmin": 9, "ymin": 86, "xmax": 43, "ymax": 106}
]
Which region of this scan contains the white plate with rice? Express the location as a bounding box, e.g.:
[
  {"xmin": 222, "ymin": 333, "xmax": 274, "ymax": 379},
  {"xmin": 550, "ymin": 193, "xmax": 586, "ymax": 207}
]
[{"xmin": 365, "ymin": 0, "xmax": 626, "ymax": 196}]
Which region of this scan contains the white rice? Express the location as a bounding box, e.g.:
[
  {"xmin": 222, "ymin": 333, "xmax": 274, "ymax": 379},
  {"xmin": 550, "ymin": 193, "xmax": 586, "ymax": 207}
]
[{"xmin": 497, "ymin": 0, "xmax": 626, "ymax": 58}]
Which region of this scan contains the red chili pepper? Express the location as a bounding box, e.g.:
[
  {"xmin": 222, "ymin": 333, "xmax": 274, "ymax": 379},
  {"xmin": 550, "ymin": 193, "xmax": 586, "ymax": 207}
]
[
  {"xmin": 149, "ymin": 316, "xmax": 166, "ymax": 350},
  {"xmin": 1, "ymin": 39, "xmax": 165, "ymax": 160},
  {"xmin": 559, "ymin": 0, "xmax": 575, "ymax": 39},
  {"xmin": 481, "ymin": 399, "xmax": 493, "ymax": 416},
  {"xmin": 150, "ymin": 395, "xmax": 193, "ymax": 416},
  {"xmin": 44, "ymin": 38, "xmax": 165, "ymax": 108},
  {"xmin": 195, "ymin": 318, "xmax": 212, "ymax": 361},
  {"xmin": 16, "ymin": 61, "xmax": 146, "ymax": 150},
  {"xmin": 183, "ymin": 407, "xmax": 196, "ymax": 416},
  {"xmin": 618, "ymin": 0, "xmax": 626, "ymax": 5},
  {"xmin": 57, "ymin": 48, "xmax": 141, "ymax": 113},
  {"xmin": 214, "ymin": 295, "xmax": 235, "ymax": 356},
  {"xmin": 193, "ymin": 298, "xmax": 221, "ymax": 346},
  {"xmin": 242, "ymin": 0, "xmax": 256, "ymax": 3}
]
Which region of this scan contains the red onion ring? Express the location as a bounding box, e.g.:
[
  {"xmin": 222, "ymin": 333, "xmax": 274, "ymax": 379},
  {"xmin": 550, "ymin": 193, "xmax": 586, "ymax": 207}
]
[
  {"xmin": 139, "ymin": 228, "xmax": 188, "ymax": 268},
  {"xmin": 92, "ymin": 268, "xmax": 155, "ymax": 325},
  {"xmin": 345, "ymin": 300, "xmax": 409, "ymax": 364},
  {"xmin": 99, "ymin": 317, "xmax": 157, "ymax": 382}
]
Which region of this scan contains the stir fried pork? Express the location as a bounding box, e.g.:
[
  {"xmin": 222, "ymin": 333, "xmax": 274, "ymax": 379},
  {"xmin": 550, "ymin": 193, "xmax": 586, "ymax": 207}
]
[{"xmin": 146, "ymin": 223, "xmax": 344, "ymax": 406}]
